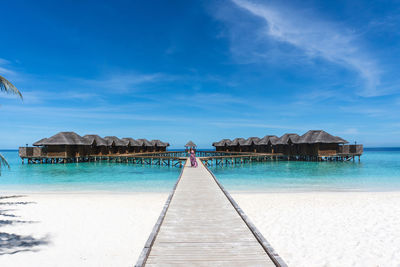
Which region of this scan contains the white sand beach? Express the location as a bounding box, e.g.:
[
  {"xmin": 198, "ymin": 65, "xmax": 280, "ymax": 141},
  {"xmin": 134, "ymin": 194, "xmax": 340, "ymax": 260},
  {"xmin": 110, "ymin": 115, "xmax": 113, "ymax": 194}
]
[
  {"xmin": 1, "ymin": 191, "xmax": 400, "ymax": 267},
  {"xmin": 0, "ymin": 192, "xmax": 167, "ymax": 267},
  {"xmin": 233, "ymin": 191, "xmax": 400, "ymax": 267}
]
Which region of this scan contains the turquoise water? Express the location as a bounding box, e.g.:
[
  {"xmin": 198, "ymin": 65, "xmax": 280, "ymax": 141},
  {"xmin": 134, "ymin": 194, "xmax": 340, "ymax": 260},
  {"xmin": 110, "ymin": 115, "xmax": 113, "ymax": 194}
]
[
  {"xmin": 1, "ymin": 150, "xmax": 400, "ymax": 192},
  {"xmin": 0, "ymin": 151, "xmax": 180, "ymax": 192},
  {"xmin": 210, "ymin": 150, "xmax": 400, "ymax": 192}
]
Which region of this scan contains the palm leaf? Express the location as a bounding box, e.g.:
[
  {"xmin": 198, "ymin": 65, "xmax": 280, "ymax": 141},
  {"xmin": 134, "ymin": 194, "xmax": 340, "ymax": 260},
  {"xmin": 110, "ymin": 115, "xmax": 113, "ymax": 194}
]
[
  {"xmin": 0, "ymin": 153, "xmax": 10, "ymax": 175},
  {"xmin": 0, "ymin": 75, "xmax": 23, "ymax": 99}
]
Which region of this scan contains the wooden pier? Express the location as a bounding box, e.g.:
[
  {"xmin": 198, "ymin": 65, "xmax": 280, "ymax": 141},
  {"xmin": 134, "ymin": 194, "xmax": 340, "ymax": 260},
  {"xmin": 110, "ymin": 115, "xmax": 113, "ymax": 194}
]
[
  {"xmin": 19, "ymin": 149, "xmax": 362, "ymax": 167},
  {"xmin": 136, "ymin": 158, "xmax": 286, "ymax": 266}
]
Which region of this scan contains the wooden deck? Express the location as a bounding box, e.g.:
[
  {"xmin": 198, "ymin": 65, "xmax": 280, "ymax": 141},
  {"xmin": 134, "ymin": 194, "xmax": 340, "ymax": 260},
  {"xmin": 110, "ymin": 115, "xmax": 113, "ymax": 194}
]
[{"xmin": 136, "ymin": 158, "xmax": 286, "ymax": 267}]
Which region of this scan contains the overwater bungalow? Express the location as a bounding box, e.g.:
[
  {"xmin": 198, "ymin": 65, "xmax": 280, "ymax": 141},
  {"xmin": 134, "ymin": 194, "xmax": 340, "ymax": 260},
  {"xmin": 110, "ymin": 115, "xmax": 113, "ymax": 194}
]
[
  {"xmin": 83, "ymin": 135, "xmax": 108, "ymax": 155},
  {"xmin": 211, "ymin": 130, "xmax": 363, "ymax": 161},
  {"xmin": 122, "ymin": 138, "xmax": 140, "ymax": 153},
  {"xmin": 229, "ymin": 138, "xmax": 247, "ymax": 152},
  {"xmin": 295, "ymin": 130, "xmax": 348, "ymax": 157},
  {"xmin": 104, "ymin": 136, "xmax": 129, "ymax": 154},
  {"xmin": 19, "ymin": 132, "xmax": 171, "ymax": 164},
  {"xmin": 256, "ymin": 135, "xmax": 279, "ymax": 153},
  {"xmin": 275, "ymin": 133, "xmax": 300, "ymax": 156},
  {"xmin": 136, "ymin": 139, "xmax": 153, "ymax": 153},
  {"xmin": 212, "ymin": 139, "xmax": 232, "ymax": 152},
  {"xmin": 242, "ymin": 137, "xmax": 260, "ymax": 152},
  {"xmin": 40, "ymin": 132, "xmax": 90, "ymax": 158},
  {"xmin": 151, "ymin": 140, "xmax": 170, "ymax": 152},
  {"xmin": 185, "ymin": 141, "xmax": 197, "ymax": 152}
]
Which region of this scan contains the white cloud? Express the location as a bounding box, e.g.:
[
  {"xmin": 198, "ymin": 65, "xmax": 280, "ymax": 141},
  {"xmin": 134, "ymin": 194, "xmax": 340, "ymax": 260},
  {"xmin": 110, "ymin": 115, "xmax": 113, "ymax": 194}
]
[
  {"xmin": 0, "ymin": 58, "xmax": 16, "ymax": 76},
  {"xmin": 80, "ymin": 72, "xmax": 176, "ymax": 93},
  {"xmin": 229, "ymin": 0, "xmax": 382, "ymax": 97},
  {"xmin": 338, "ymin": 128, "xmax": 359, "ymax": 135}
]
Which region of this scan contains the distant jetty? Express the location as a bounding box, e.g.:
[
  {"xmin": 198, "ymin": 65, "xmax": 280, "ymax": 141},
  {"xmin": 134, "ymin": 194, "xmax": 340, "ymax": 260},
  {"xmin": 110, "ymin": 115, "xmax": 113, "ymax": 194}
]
[
  {"xmin": 19, "ymin": 132, "xmax": 171, "ymax": 164},
  {"xmin": 19, "ymin": 130, "xmax": 363, "ymax": 165},
  {"xmin": 212, "ymin": 130, "xmax": 363, "ymax": 161}
]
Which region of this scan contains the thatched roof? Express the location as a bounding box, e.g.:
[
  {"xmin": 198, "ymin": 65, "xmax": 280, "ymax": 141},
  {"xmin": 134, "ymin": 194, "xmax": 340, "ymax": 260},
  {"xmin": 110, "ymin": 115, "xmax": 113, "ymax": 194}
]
[
  {"xmin": 159, "ymin": 141, "xmax": 170, "ymax": 147},
  {"xmin": 276, "ymin": 133, "xmax": 300, "ymax": 145},
  {"xmin": 103, "ymin": 136, "xmax": 128, "ymax": 146},
  {"xmin": 151, "ymin": 140, "xmax": 170, "ymax": 147},
  {"xmin": 41, "ymin": 132, "xmax": 89, "ymax": 145},
  {"xmin": 335, "ymin": 136, "xmax": 348, "ymax": 143},
  {"xmin": 83, "ymin": 135, "xmax": 108, "ymax": 146},
  {"xmin": 136, "ymin": 138, "xmax": 153, "ymax": 147},
  {"xmin": 296, "ymin": 130, "xmax": 348, "ymax": 144},
  {"xmin": 33, "ymin": 138, "xmax": 48, "ymax": 146},
  {"xmin": 185, "ymin": 141, "xmax": 196, "ymax": 147},
  {"xmin": 122, "ymin": 137, "xmax": 140, "ymax": 146},
  {"xmin": 229, "ymin": 138, "xmax": 247, "ymax": 146},
  {"xmin": 212, "ymin": 139, "xmax": 232, "ymax": 147},
  {"xmin": 257, "ymin": 135, "xmax": 279, "ymax": 145},
  {"xmin": 243, "ymin": 137, "xmax": 260, "ymax": 146}
]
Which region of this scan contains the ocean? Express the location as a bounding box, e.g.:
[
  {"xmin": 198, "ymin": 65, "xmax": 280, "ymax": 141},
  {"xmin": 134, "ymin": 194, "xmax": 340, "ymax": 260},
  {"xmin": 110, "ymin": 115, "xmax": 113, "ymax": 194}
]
[{"xmin": 1, "ymin": 149, "xmax": 399, "ymax": 192}]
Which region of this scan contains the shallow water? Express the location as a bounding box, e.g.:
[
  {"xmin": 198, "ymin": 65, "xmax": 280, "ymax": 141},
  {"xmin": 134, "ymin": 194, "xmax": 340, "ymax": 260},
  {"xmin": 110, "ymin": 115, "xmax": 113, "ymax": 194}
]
[
  {"xmin": 1, "ymin": 150, "xmax": 399, "ymax": 192},
  {"xmin": 0, "ymin": 150, "xmax": 180, "ymax": 192},
  {"xmin": 210, "ymin": 150, "xmax": 400, "ymax": 192}
]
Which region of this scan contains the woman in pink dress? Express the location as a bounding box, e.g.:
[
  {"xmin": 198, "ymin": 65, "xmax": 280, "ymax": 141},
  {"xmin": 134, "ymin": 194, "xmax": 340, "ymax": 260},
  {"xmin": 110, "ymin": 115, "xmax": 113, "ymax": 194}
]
[{"xmin": 189, "ymin": 149, "xmax": 198, "ymax": 167}]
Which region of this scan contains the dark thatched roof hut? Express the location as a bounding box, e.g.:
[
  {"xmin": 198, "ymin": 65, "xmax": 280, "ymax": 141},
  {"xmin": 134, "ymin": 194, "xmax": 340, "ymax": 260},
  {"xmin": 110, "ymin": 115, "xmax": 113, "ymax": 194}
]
[
  {"xmin": 122, "ymin": 138, "xmax": 140, "ymax": 147},
  {"xmin": 212, "ymin": 139, "xmax": 232, "ymax": 147},
  {"xmin": 33, "ymin": 138, "xmax": 48, "ymax": 146},
  {"xmin": 212, "ymin": 139, "xmax": 232, "ymax": 151},
  {"xmin": 151, "ymin": 140, "xmax": 169, "ymax": 147},
  {"xmin": 229, "ymin": 138, "xmax": 247, "ymax": 146},
  {"xmin": 275, "ymin": 133, "xmax": 300, "ymax": 155},
  {"xmin": 41, "ymin": 132, "xmax": 88, "ymax": 145},
  {"xmin": 256, "ymin": 135, "xmax": 279, "ymax": 153},
  {"xmin": 242, "ymin": 137, "xmax": 260, "ymax": 152},
  {"xmin": 296, "ymin": 130, "xmax": 348, "ymax": 144},
  {"xmin": 83, "ymin": 135, "xmax": 108, "ymax": 155},
  {"xmin": 136, "ymin": 139, "xmax": 153, "ymax": 147},
  {"xmin": 83, "ymin": 135, "xmax": 108, "ymax": 146},
  {"xmin": 276, "ymin": 133, "xmax": 300, "ymax": 145},
  {"xmin": 103, "ymin": 136, "xmax": 128, "ymax": 154},
  {"xmin": 243, "ymin": 137, "xmax": 260, "ymax": 146},
  {"xmin": 185, "ymin": 141, "xmax": 196, "ymax": 148},
  {"xmin": 150, "ymin": 140, "xmax": 169, "ymax": 151},
  {"xmin": 38, "ymin": 132, "xmax": 89, "ymax": 158},
  {"xmin": 228, "ymin": 138, "xmax": 246, "ymax": 152},
  {"xmin": 295, "ymin": 130, "xmax": 348, "ymax": 157},
  {"xmin": 103, "ymin": 136, "xmax": 128, "ymax": 147},
  {"xmin": 122, "ymin": 138, "xmax": 143, "ymax": 153},
  {"xmin": 257, "ymin": 135, "xmax": 279, "ymax": 145}
]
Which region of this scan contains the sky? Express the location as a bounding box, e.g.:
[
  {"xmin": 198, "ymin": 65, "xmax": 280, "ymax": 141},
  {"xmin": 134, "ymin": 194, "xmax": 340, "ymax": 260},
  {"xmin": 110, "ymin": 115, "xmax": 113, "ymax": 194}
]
[{"xmin": 1, "ymin": 0, "xmax": 400, "ymax": 148}]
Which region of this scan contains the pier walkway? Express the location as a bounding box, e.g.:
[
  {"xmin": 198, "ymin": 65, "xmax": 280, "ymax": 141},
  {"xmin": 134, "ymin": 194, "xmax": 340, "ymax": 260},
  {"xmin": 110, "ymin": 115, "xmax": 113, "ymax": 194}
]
[{"xmin": 136, "ymin": 158, "xmax": 286, "ymax": 266}]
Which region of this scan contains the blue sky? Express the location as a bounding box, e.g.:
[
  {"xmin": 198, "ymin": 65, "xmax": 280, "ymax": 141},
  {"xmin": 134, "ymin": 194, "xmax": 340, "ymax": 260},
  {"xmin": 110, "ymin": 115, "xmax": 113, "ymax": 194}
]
[{"xmin": 1, "ymin": 0, "xmax": 400, "ymax": 148}]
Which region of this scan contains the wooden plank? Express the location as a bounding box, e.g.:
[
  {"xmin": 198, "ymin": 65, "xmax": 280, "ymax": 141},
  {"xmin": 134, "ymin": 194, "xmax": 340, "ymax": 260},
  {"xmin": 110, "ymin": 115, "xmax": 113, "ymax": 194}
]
[{"xmin": 136, "ymin": 158, "xmax": 286, "ymax": 267}]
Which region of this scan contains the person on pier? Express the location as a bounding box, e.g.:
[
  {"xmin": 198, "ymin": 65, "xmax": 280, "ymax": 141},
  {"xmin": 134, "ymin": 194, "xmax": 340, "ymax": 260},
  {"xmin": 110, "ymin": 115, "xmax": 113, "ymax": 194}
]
[{"xmin": 189, "ymin": 149, "xmax": 198, "ymax": 167}]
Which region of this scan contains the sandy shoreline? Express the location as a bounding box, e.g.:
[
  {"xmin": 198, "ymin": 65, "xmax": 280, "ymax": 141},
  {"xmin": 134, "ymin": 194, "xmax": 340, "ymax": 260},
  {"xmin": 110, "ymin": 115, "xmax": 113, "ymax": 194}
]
[
  {"xmin": 1, "ymin": 190, "xmax": 400, "ymax": 266},
  {"xmin": 233, "ymin": 191, "xmax": 400, "ymax": 267},
  {"xmin": 0, "ymin": 192, "xmax": 168, "ymax": 267}
]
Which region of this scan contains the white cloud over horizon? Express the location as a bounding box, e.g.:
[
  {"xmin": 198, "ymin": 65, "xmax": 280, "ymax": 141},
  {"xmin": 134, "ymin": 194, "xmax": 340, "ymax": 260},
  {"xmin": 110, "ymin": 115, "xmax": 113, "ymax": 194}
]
[{"xmin": 228, "ymin": 0, "xmax": 384, "ymax": 97}]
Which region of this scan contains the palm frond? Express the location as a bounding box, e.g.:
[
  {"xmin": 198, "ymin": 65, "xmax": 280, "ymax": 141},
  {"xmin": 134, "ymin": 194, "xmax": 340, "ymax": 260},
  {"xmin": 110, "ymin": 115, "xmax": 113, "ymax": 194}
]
[
  {"xmin": 0, "ymin": 153, "xmax": 10, "ymax": 175},
  {"xmin": 0, "ymin": 75, "xmax": 23, "ymax": 99}
]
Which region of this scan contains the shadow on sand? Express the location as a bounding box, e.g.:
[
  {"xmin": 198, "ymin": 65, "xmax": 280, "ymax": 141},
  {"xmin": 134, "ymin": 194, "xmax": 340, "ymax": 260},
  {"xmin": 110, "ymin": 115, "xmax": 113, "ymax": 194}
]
[{"xmin": 0, "ymin": 195, "xmax": 50, "ymax": 255}]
